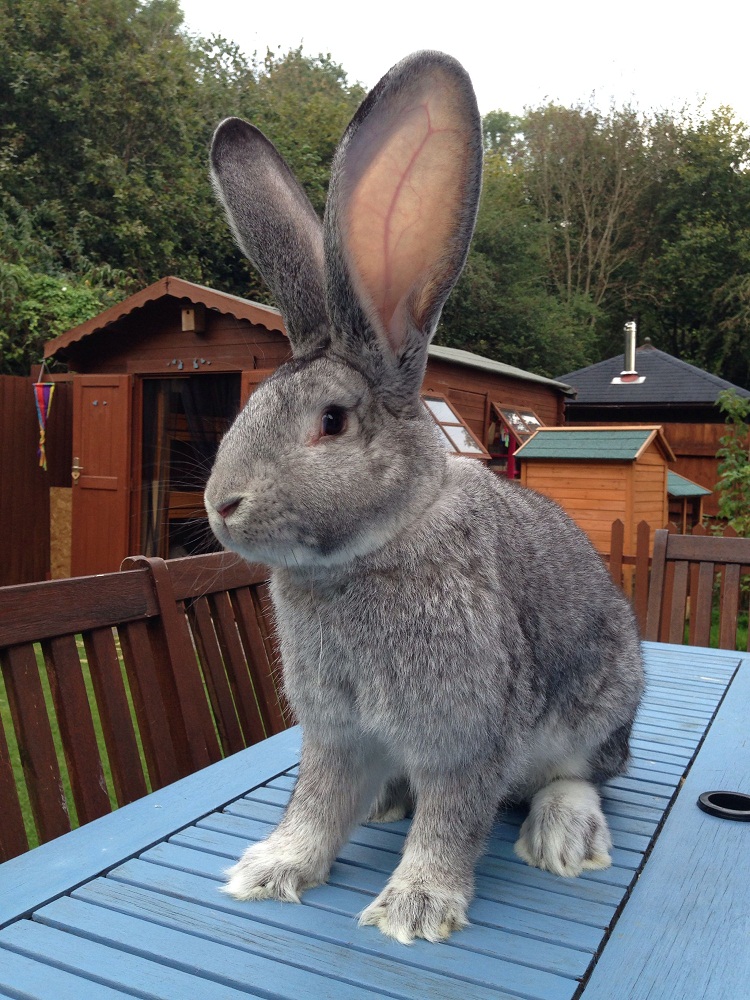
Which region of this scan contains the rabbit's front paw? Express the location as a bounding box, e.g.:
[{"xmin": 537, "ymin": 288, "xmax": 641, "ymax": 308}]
[
  {"xmin": 359, "ymin": 874, "xmax": 470, "ymax": 943},
  {"xmin": 221, "ymin": 839, "xmax": 324, "ymax": 903},
  {"xmin": 514, "ymin": 778, "xmax": 612, "ymax": 877}
]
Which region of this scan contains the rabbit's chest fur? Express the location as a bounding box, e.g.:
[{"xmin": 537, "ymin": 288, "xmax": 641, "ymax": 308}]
[{"xmin": 269, "ymin": 460, "xmax": 642, "ymax": 779}]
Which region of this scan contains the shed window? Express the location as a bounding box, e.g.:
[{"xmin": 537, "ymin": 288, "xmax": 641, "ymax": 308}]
[
  {"xmin": 488, "ymin": 404, "xmax": 544, "ymax": 478},
  {"xmin": 422, "ymin": 394, "xmax": 489, "ymax": 461}
]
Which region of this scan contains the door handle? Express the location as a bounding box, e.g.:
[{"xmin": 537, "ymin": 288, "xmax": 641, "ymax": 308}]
[{"xmin": 71, "ymin": 457, "xmax": 83, "ymax": 484}]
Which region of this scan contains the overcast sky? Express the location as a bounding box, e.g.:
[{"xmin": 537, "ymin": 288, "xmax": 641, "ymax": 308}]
[{"xmin": 179, "ymin": 0, "xmax": 749, "ymax": 122}]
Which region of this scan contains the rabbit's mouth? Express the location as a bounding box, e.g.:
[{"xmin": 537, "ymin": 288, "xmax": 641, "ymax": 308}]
[{"xmin": 205, "ymin": 487, "xmax": 407, "ymax": 572}]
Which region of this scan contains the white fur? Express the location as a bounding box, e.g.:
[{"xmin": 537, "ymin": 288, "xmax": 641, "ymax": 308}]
[{"xmin": 514, "ymin": 779, "xmax": 613, "ymax": 877}]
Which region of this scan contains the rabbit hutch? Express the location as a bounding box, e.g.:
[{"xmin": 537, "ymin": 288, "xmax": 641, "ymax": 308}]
[
  {"xmin": 41, "ymin": 278, "xmax": 573, "ymax": 579},
  {"xmin": 515, "ymin": 426, "xmax": 675, "ymax": 557}
]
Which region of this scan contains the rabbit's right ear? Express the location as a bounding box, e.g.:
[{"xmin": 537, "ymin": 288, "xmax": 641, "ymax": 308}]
[{"xmin": 210, "ymin": 118, "xmax": 329, "ymax": 355}]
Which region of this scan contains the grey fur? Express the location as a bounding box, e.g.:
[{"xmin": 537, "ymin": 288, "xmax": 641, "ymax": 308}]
[{"xmin": 205, "ymin": 50, "xmax": 644, "ymax": 944}]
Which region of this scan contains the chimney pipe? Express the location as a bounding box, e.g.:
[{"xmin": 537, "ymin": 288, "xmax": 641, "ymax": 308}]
[
  {"xmin": 623, "ymin": 321, "xmax": 637, "ymax": 375},
  {"xmin": 611, "ymin": 320, "xmax": 645, "ymax": 384}
]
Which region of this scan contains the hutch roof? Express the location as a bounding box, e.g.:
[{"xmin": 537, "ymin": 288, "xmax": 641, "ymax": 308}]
[{"xmin": 515, "ymin": 426, "xmax": 676, "ymax": 463}]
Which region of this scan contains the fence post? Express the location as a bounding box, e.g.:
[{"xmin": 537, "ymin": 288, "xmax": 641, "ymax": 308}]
[
  {"xmin": 633, "ymin": 521, "xmax": 651, "ymax": 633},
  {"xmin": 609, "ymin": 519, "xmax": 624, "ymax": 590}
]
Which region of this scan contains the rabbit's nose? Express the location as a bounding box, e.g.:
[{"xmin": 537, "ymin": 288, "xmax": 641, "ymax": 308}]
[{"xmin": 216, "ymin": 497, "xmax": 241, "ymax": 519}]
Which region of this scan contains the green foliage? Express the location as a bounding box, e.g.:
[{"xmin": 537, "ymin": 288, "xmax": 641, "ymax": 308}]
[
  {"xmin": 637, "ymin": 110, "xmax": 750, "ymax": 387},
  {"xmin": 0, "ymin": 0, "xmax": 365, "ymax": 371},
  {"xmin": 437, "ymin": 152, "xmax": 598, "ymax": 377},
  {"xmin": 715, "ymin": 389, "xmax": 750, "ymax": 535},
  {"xmin": 0, "ymin": 261, "xmax": 128, "ymax": 374}
]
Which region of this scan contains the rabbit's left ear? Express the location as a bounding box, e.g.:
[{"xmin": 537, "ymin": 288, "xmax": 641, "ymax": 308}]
[{"xmin": 325, "ymin": 52, "xmax": 482, "ymax": 399}]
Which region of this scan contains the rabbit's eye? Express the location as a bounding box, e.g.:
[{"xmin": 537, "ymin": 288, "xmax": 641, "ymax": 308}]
[{"xmin": 321, "ymin": 407, "xmax": 347, "ymax": 437}]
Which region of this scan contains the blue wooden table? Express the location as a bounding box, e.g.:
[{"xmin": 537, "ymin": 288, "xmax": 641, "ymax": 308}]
[{"xmin": 1, "ymin": 641, "xmax": 748, "ymax": 1000}]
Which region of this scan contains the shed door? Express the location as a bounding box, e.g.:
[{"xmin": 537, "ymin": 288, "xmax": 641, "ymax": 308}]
[
  {"xmin": 240, "ymin": 369, "xmax": 275, "ymax": 406},
  {"xmin": 71, "ymin": 375, "xmax": 132, "ymax": 576}
]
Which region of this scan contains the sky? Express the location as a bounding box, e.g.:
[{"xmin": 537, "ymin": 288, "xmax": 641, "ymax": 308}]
[{"xmin": 178, "ymin": 0, "xmax": 750, "ymax": 122}]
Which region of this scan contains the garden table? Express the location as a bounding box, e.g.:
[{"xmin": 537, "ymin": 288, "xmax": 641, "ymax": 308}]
[{"xmin": 1, "ymin": 641, "xmax": 748, "ymax": 999}]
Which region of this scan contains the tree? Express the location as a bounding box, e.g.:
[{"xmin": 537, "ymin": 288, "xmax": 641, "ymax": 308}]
[
  {"xmin": 0, "ymin": 0, "xmax": 366, "ymax": 371},
  {"xmin": 513, "ymin": 103, "xmax": 653, "ymax": 334},
  {"xmin": 715, "ymin": 389, "xmax": 750, "ymax": 535},
  {"xmin": 638, "ymin": 110, "xmax": 750, "ymax": 387},
  {"xmin": 437, "ymin": 147, "xmax": 599, "ymax": 377}
]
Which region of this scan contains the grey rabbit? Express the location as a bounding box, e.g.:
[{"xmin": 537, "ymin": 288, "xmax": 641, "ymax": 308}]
[{"xmin": 204, "ymin": 50, "xmax": 644, "ymax": 944}]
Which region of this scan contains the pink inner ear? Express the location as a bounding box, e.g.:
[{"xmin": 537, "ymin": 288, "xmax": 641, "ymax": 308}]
[{"xmin": 342, "ymin": 72, "xmax": 473, "ymax": 355}]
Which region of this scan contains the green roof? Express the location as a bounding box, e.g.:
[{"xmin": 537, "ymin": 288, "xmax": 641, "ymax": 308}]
[
  {"xmin": 516, "ymin": 428, "xmax": 658, "ymax": 461},
  {"xmin": 667, "ymin": 471, "xmax": 711, "ymax": 498}
]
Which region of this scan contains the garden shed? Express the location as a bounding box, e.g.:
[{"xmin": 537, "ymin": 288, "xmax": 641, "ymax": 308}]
[
  {"xmin": 516, "ymin": 426, "xmax": 675, "ymax": 556},
  {"xmin": 38, "ymin": 278, "xmax": 573, "ymax": 580},
  {"xmin": 559, "ymin": 341, "xmax": 750, "ymax": 517}
]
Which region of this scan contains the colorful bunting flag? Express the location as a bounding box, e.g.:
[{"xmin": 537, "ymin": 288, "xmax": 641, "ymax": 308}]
[{"xmin": 33, "ymin": 381, "xmax": 55, "ymax": 471}]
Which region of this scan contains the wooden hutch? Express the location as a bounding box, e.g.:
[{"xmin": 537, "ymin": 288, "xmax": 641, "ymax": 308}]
[{"xmin": 516, "ymin": 426, "xmax": 675, "ymax": 557}]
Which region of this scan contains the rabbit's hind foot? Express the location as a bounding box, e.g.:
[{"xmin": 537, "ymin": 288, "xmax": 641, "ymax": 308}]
[
  {"xmin": 221, "ymin": 839, "xmax": 324, "ymax": 903},
  {"xmin": 368, "ymin": 776, "xmax": 414, "ymax": 823},
  {"xmin": 359, "ymin": 872, "xmax": 470, "ymax": 944},
  {"xmin": 513, "ymin": 778, "xmax": 612, "ymax": 878}
]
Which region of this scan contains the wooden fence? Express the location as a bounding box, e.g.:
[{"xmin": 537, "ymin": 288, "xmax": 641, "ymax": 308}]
[
  {"xmin": 607, "ymin": 518, "xmax": 749, "ymax": 641},
  {"xmin": 0, "ymin": 375, "xmax": 72, "ymax": 586},
  {"xmin": 0, "ymin": 551, "xmax": 286, "ymax": 863}
]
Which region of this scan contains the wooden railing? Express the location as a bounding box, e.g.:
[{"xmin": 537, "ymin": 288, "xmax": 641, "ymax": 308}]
[
  {"xmin": 606, "ymin": 519, "xmax": 749, "ymax": 646},
  {"xmin": 0, "ymin": 552, "xmax": 286, "ymax": 863}
]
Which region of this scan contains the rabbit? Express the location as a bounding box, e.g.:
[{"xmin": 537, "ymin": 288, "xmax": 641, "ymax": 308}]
[{"xmin": 204, "ymin": 50, "xmax": 645, "ymax": 944}]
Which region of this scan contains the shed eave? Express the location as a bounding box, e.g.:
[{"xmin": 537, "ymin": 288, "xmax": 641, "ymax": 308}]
[
  {"xmin": 44, "ymin": 276, "xmax": 287, "ymax": 360},
  {"xmin": 428, "ymin": 345, "xmax": 575, "ymax": 395}
]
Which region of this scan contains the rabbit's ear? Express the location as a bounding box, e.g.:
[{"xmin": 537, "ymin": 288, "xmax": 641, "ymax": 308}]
[
  {"xmin": 211, "ymin": 118, "xmax": 329, "ymax": 355},
  {"xmin": 325, "ymin": 52, "xmax": 482, "ymax": 399}
]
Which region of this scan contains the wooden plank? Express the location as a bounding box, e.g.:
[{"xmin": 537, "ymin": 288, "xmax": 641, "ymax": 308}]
[
  {"xmin": 718, "ymin": 563, "xmax": 741, "ymax": 650},
  {"xmin": 0, "ymin": 918, "xmax": 268, "ymax": 1000},
  {"xmin": 72, "ymin": 878, "xmax": 577, "ymax": 1000},
  {"xmin": 0, "ymin": 945, "xmax": 136, "ymax": 999},
  {"xmin": 666, "ymin": 532, "xmax": 750, "ymax": 565},
  {"xmin": 608, "ymin": 519, "xmax": 624, "ymax": 587},
  {"xmin": 134, "ymin": 558, "xmax": 220, "ymax": 772},
  {"xmin": 166, "ymin": 551, "xmax": 266, "ymax": 601},
  {"xmin": 117, "ymin": 620, "xmax": 181, "ymax": 791},
  {"xmin": 82, "ymin": 627, "xmax": 148, "ymax": 806},
  {"xmin": 0, "ymin": 700, "xmax": 29, "ymax": 861},
  {"xmin": 0, "ymin": 727, "xmax": 302, "ymax": 930},
  {"xmin": 232, "ymin": 586, "xmax": 287, "ymax": 734},
  {"xmin": 581, "ymin": 651, "xmax": 748, "ymax": 1000},
  {"xmin": 0, "ymin": 644, "xmax": 71, "ymax": 844},
  {"xmin": 691, "ymin": 561, "xmax": 714, "ymax": 648},
  {"xmin": 0, "ymin": 569, "xmax": 155, "ymax": 646},
  {"xmin": 210, "ymin": 589, "xmax": 267, "ymax": 746},
  {"xmin": 645, "ymin": 529, "xmax": 668, "ymax": 641},
  {"xmin": 187, "ymin": 596, "xmax": 246, "ymax": 755},
  {"xmin": 41, "ymin": 634, "xmax": 111, "ymax": 825}
]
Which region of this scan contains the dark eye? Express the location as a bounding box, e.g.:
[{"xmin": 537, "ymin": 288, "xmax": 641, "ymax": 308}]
[{"xmin": 321, "ymin": 406, "xmax": 347, "ymax": 436}]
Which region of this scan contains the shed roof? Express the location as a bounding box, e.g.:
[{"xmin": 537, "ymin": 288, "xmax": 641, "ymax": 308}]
[
  {"xmin": 667, "ymin": 471, "xmax": 712, "ymax": 498},
  {"xmin": 515, "ymin": 425, "xmax": 676, "ymax": 462},
  {"xmin": 428, "ymin": 345, "xmax": 575, "ymax": 394},
  {"xmin": 44, "ymin": 276, "xmax": 286, "ymax": 359},
  {"xmin": 559, "ymin": 343, "xmax": 750, "ymax": 406}
]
